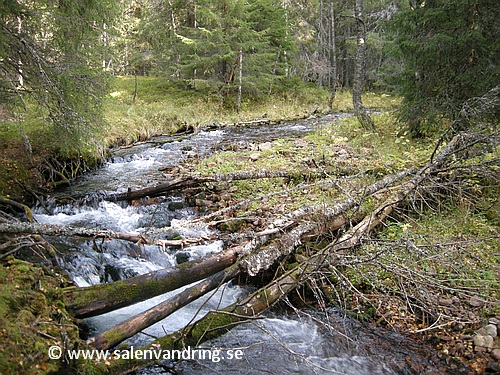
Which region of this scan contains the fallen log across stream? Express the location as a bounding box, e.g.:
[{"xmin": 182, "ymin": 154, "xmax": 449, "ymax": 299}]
[
  {"xmin": 102, "ymin": 131, "xmax": 499, "ymax": 374},
  {"xmin": 1, "ymin": 124, "xmax": 498, "ymax": 374},
  {"xmin": 107, "ymin": 169, "xmax": 328, "ymax": 202}
]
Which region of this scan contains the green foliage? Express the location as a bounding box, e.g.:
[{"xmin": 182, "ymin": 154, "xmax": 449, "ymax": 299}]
[
  {"xmin": 389, "ymin": 0, "xmax": 500, "ymax": 137},
  {"xmin": 136, "ymin": 0, "xmax": 292, "ymax": 101},
  {"xmin": 0, "ymin": 0, "xmax": 118, "ymax": 155}
]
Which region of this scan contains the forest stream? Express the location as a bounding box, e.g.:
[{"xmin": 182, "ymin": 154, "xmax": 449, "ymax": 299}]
[{"xmin": 33, "ymin": 115, "xmax": 451, "ymax": 374}]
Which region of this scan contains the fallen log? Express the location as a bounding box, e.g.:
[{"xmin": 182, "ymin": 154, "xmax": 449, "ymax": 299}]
[
  {"xmin": 108, "ymin": 169, "xmax": 324, "ymax": 202},
  {"xmin": 239, "ymin": 167, "xmax": 416, "ymax": 276},
  {"xmin": 104, "ymin": 171, "xmax": 430, "ymax": 373},
  {"xmin": 88, "ymin": 264, "xmax": 241, "ymax": 350},
  {"xmin": 0, "ymin": 222, "xmax": 210, "ymax": 252},
  {"xmin": 108, "ymin": 176, "xmax": 212, "ymax": 202},
  {"xmin": 0, "ymin": 222, "xmax": 147, "ymax": 244},
  {"xmin": 64, "ymin": 248, "xmax": 238, "ymax": 318},
  {"xmin": 64, "ymin": 221, "xmax": 284, "ymax": 318},
  {"xmin": 106, "ymin": 265, "xmax": 303, "ymax": 374},
  {"xmin": 0, "ymin": 196, "xmax": 34, "ymax": 222}
]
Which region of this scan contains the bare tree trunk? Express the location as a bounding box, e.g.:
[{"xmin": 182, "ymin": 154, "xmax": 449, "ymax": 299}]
[
  {"xmin": 352, "ymin": 0, "xmax": 374, "ymax": 130},
  {"xmin": 328, "ymin": 0, "xmax": 338, "ymax": 110},
  {"xmin": 237, "ymin": 48, "xmax": 242, "ymax": 113}
]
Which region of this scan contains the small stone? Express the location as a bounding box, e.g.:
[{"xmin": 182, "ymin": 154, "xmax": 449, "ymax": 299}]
[
  {"xmin": 258, "ymin": 142, "xmax": 273, "ymax": 151},
  {"xmin": 249, "ymin": 153, "xmax": 260, "ymax": 161},
  {"xmin": 474, "ymin": 335, "xmax": 487, "ymax": 347},
  {"xmin": 469, "ymin": 295, "xmax": 485, "ymax": 307},
  {"xmin": 477, "ymin": 324, "xmax": 498, "ymax": 338},
  {"xmin": 475, "ymin": 345, "xmax": 486, "ymax": 353},
  {"xmin": 489, "ymin": 317, "xmax": 500, "ymax": 326},
  {"xmin": 451, "ymin": 296, "xmax": 460, "ymax": 304},
  {"xmin": 168, "ymin": 201, "xmax": 185, "ymax": 211},
  {"xmin": 486, "ymin": 362, "xmax": 500, "ymax": 373},
  {"xmin": 175, "ymin": 252, "xmax": 190, "ymax": 264},
  {"xmin": 484, "ymin": 335, "xmax": 495, "ymax": 349},
  {"xmin": 439, "ymin": 298, "xmax": 453, "ymax": 306},
  {"xmin": 491, "ymin": 349, "xmax": 500, "ymax": 361},
  {"xmin": 294, "ymin": 139, "xmax": 308, "ymax": 147},
  {"xmin": 454, "ymin": 343, "xmax": 465, "ymax": 355}
]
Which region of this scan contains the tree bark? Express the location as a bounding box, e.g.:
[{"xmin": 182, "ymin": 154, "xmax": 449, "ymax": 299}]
[
  {"xmin": 88, "ymin": 264, "xmax": 241, "ymax": 350},
  {"xmin": 0, "ymin": 222, "xmax": 147, "ymax": 244},
  {"xmin": 106, "ymin": 266, "xmax": 303, "ymax": 374},
  {"xmin": 352, "ymin": 0, "xmax": 374, "ymax": 130},
  {"xmin": 328, "ymin": 0, "xmax": 338, "ymax": 110},
  {"xmin": 64, "ymin": 248, "xmax": 238, "ymax": 318}
]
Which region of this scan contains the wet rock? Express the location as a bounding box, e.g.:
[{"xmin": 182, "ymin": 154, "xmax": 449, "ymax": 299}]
[
  {"xmin": 469, "ymin": 295, "xmax": 485, "ymax": 307},
  {"xmin": 175, "ymin": 252, "xmax": 190, "ymax": 264},
  {"xmin": 168, "ymin": 201, "xmax": 185, "ymax": 211}
]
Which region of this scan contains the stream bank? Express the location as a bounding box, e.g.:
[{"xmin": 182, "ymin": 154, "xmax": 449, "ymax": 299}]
[{"xmin": 1, "ymin": 111, "xmax": 498, "ymax": 374}]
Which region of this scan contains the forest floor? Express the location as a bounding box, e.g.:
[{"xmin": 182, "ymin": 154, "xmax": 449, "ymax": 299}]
[{"xmin": 0, "ymin": 82, "xmax": 498, "ymax": 374}]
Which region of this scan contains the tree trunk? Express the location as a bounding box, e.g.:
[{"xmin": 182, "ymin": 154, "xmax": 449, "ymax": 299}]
[
  {"xmin": 237, "ymin": 48, "xmax": 242, "ymax": 113},
  {"xmin": 64, "ymin": 248, "xmax": 238, "ymax": 318},
  {"xmin": 352, "ymin": 0, "xmax": 374, "ymax": 130},
  {"xmin": 106, "ymin": 266, "xmax": 303, "ymax": 374},
  {"xmin": 88, "ymin": 265, "xmax": 241, "ymax": 350},
  {"xmin": 328, "ymin": 0, "xmax": 338, "ymax": 110}
]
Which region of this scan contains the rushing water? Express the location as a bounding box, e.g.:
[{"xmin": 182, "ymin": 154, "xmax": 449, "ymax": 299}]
[{"xmin": 34, "ymin": 115, "xmax": 444, "ymax": 374}]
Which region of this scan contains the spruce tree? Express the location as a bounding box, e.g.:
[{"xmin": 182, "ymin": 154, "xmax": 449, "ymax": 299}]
[
  {"xmin": 0, "ymin": 0, "xmax": 118, "ymax": 152},
  {"xmin": 390, "ymin": 0, "xmax": 500, "ymax": 136}
]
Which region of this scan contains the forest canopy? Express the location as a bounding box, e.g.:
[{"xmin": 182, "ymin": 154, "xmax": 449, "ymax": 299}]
[{"xmin": 1, "ymin": 0, "xmax": 499, "ymax": 147}]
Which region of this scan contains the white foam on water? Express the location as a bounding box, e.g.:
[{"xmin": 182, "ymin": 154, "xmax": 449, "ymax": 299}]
[
  {"xmin": 35, "ymin": 201, "xmax": 143, "ymax": 232},
  {"xmin": 85, "ymin": 281, "xmax": 246, "ymax": 344}
]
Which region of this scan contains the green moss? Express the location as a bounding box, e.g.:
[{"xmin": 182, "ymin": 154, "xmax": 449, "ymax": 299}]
[{"xmin": 0, "ymin": 261, "xmax": 81, "ymax": 374}]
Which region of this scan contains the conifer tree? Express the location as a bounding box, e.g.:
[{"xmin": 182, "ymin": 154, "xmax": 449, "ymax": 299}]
[
  {"xmin": 390, "ymin": 0, "xmax": 499, "ymax": 136},
  {"xmin": 0, "ymin": 0, "xmax": 118, "ymax": 152}
]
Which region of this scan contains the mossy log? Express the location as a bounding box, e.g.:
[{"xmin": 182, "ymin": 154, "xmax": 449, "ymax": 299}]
[
  {"xmin": 106, "ymin": 266, "xmax": 303, "ymax": 374},
  {"xmin": 88, "ymin": 265, "xmax": 241, "ymax": 350},
  {"xmin": 64, "ymin": 248, "xmax": 238, "ymax": 318}
]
